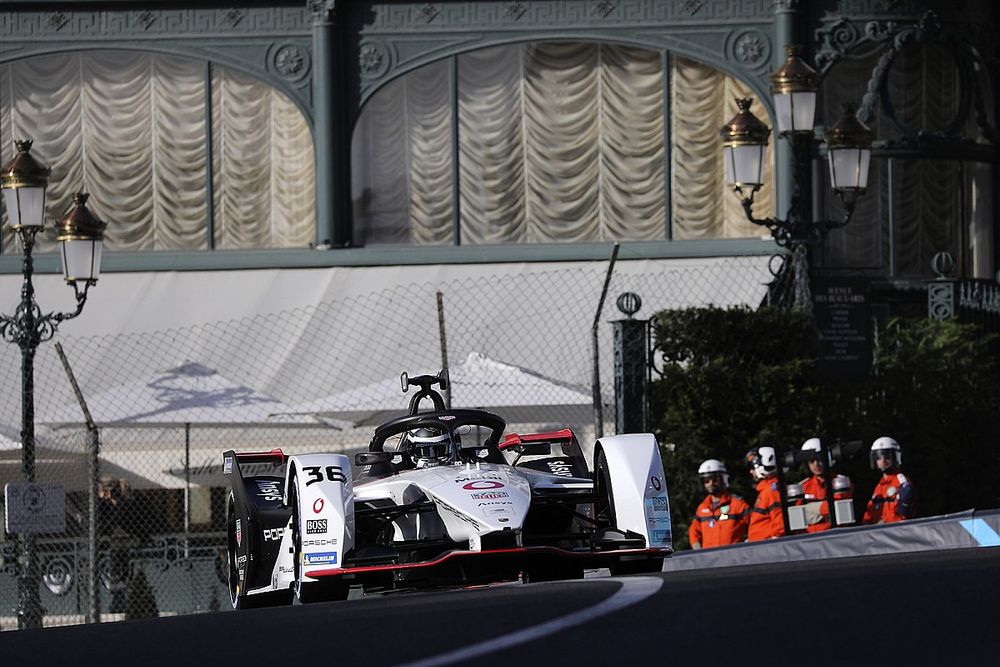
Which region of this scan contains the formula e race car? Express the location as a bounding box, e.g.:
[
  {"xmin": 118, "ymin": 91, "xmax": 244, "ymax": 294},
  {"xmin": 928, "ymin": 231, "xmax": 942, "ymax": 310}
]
[{"xmin": 224, "ymin": 372, "xmax": 672, "ymax": 608}]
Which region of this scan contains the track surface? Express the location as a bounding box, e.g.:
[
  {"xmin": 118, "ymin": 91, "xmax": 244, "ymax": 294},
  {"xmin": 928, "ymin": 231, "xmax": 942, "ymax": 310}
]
[{"xmin": 2, "ymin": 548, "xmax": 997, "ymax": 665}]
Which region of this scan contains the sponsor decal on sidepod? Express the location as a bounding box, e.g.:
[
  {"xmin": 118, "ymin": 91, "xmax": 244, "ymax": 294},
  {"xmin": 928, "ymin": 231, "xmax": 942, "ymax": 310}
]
[
  {"xmin": 471, "ymin": 491, "xmax": 509, "ymax": 500},
  {"xmin": 304, "ymin": 552, "xmax": 338, "ymax": 565},
  {"xmin": 463, "ymin": 480, "xmax": 504, "ymax": 490}
]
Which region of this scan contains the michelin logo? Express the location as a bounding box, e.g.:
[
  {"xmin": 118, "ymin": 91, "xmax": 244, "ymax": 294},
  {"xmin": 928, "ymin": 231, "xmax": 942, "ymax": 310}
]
[{"xmin": 304, "ymin": 551, "xmax": 338, "ymax": 565}]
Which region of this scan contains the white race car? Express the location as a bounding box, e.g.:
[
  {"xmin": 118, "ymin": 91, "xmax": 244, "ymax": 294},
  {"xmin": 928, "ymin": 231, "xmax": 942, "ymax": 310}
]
[{"xmin": 225, "ymin": 372, "xmax": 672, "ymax": 608}]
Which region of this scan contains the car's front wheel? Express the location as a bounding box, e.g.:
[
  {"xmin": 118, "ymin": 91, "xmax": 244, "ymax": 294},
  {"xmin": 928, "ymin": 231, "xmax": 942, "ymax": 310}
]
[
  {"xmin": 289, "ymin": 469, "xmax": 349, "ymax": 604},
  {"xmin": 594, "ymin": 451, "xmax": 664, "ymax": 576}
]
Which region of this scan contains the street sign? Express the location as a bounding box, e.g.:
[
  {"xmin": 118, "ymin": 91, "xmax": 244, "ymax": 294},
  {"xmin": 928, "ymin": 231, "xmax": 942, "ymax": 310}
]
[
  {"xmin": 4, "ymin": 482, "xmax": 66, "ymax": 534},
  {"xmin": 812, "ymin": 279, "xmax": 873, "ymax": 380}
]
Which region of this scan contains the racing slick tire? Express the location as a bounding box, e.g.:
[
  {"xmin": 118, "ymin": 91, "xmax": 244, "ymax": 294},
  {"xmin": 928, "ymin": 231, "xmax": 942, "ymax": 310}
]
[
  {"xmin": 594, "ymin": 451, "xmax": 664, "ymax": 577},
  {"xmin": 227, "ymin": 493, "xmax": 292, "ymax": 610},
  {"xmin": 289, "ymin": 469, "xmax": 350, "ymax": 604}
]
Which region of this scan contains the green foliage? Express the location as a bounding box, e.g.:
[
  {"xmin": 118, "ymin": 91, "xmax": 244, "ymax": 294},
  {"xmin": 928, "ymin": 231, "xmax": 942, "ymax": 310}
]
[
  {"xmin": 649, "ymin": 307, "xmax": 1000, "ymax": 549},
  {"xmin": 864, "ymin": 318, "xmax": 1000, "ymax": 516},
  {"xmin": 124, "ymin": 567, "xmax": 159, "ymax": 620}
]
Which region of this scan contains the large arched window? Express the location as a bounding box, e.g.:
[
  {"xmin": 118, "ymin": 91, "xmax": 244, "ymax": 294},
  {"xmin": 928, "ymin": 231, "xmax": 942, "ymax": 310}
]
[
  {"xmin": 351, "ymin": 41, "xmax": 774, "ymax": 246},
  {"xmin": 0, "ymin": 51, "xmax": 315, "ymax": 253}
]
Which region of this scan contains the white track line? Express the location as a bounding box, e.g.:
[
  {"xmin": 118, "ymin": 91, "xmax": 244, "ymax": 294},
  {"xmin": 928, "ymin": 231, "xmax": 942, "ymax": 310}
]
[{"xmin": 397, "ymin": 576, "xmax": 664, "ymax": 667}]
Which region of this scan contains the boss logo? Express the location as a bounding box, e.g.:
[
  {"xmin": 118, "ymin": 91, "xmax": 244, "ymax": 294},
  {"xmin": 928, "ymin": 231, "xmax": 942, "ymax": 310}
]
[
  {"xmin": 306, "ymin": 519, "xmax": 327, "ymax": 534},
  {"xmin": 263, "ymin": 528, "xmax": 284, "ymax": 542}
]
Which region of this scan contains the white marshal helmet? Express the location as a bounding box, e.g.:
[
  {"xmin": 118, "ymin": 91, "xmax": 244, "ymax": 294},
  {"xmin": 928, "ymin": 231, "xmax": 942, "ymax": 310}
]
[
  {"xmin": 746, "ymin": 446, "xmax": 777, "ymax": 480},
  {"xmin": 801, "ymin": 438, "xmax": 821, "ymax": 453},
  {"xmin": 802, "ymin": 437, "xmax": 833, "ymax": 467},
  {"xmin": 870, "ymin": 436, "xmax": 901, "ymax": 469},
  {"xmin": 697, "ymin": 459, "xmax": 729, "ymax": 487}
]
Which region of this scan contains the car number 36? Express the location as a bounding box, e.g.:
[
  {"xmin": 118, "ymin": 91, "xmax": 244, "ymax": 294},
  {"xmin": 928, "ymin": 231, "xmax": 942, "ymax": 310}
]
[{"xmin": 302, "ymin": 465, "xmax": 348, "ymax": 486}]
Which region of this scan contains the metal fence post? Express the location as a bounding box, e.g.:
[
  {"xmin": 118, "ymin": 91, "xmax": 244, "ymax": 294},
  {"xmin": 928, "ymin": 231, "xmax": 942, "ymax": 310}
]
[{"xmin": 612, "ymin": 293, "xmax": 648, "ymax": 435}]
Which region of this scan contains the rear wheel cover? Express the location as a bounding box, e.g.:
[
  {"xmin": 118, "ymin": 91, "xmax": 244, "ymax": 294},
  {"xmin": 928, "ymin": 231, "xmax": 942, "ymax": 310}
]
[{"xmin": 227, "ymin": 493, "xmax": 240, "ymax": 607}]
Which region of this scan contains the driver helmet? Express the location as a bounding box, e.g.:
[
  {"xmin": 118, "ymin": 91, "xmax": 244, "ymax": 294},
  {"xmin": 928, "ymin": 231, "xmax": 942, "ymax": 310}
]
[
  {"xmin": 697, "ymin": 459, "xmax": 729, "ymax": 492},
  {"xmin": 870, "ymin": 436, "xmax": 901, "ymax": 471},
  {"xmin": 405, "ymin": 427, "xmax": 452, "ymax": 467},
  {"xmin": 746, "ymin": 446, "xmax": 777, "ymax": 481}
]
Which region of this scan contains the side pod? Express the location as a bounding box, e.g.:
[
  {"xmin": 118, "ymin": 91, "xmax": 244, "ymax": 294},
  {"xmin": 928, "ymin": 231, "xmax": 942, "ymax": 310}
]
[{"xmin": 595, "ymin": 434, "xmax": 673, "ymax": 551}]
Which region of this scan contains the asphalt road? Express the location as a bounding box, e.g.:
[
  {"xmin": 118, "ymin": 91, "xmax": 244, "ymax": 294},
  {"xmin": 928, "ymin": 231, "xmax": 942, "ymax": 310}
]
[{"xmin": 2, "ymin": 548, "xmax": 998, "ymax": 666}]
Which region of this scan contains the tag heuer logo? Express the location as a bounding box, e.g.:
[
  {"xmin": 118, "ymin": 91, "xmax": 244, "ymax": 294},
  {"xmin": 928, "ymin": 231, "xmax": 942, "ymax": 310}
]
[{"xmin": 306, "ymin": 519, "xmax": 327, "ymax": 534}]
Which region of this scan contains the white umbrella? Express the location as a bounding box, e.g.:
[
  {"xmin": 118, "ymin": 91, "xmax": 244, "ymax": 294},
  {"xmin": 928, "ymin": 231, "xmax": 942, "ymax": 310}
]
[
  {"xmin": 289, "ymin": 352, "xmax": 593, "ymax": 428},
  {"xmin": 41, "ymin": 362, "xmax": 352, "ymax": 489},
  {"xmin": 41, "ymin": 361, "xmax": 316, "ymax": 428}
]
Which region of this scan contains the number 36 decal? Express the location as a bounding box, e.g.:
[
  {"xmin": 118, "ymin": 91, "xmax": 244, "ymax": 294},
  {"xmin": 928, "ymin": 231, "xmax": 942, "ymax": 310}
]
[{"xmin": 302, "ymin": 465, "xmax": 348, "ymax": 486}]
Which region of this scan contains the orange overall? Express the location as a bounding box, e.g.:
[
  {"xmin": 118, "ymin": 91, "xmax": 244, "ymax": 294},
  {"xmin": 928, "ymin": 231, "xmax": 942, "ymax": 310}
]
[
  {"xmin": 748, "ymin": 477, "xmax": 785, "ymax": 541},
  {"xmin": 802, "ymin": 475, "xmax": 851, "ymax": 533},
  {"xmin": 688, "ymin": 492, "xmax": 750, "ymax": 548},
  {"xmin": 863, "ymin": 472, "xmax": 915, "ymax": 524}
]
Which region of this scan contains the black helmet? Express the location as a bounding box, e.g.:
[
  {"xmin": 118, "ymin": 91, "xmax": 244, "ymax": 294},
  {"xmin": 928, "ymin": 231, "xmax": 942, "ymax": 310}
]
[{"xmin": 404, "ymin": 427, "xmax": 452, "ymax": 467}]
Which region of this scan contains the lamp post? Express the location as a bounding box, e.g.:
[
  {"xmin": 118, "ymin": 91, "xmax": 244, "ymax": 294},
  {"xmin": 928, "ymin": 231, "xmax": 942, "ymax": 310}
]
[
  {"xmin": 720, "ymin": 45, "xmax": 874, "ymax": 312},
  {"xmin": 1, "ymin": 139, "xmax": 106, "ymax": 630}
]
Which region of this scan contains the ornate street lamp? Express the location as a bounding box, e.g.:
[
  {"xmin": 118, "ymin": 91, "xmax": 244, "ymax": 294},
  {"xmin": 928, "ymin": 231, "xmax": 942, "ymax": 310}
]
[
  {"xmin": 1, "ymin": 139, "xmax": 106, "ymax": 630},
  {"xmin": 720, "ymin": 45, "xmax": 873, "ymax": 311}
]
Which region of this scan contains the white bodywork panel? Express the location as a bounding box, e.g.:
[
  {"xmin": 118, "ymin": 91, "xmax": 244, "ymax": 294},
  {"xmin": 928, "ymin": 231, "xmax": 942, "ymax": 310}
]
[
  {"xmin": 276, "ymin": 439, "xmax": 668, "ymax": 589},
  {"xmin": 597, "ymin": 433, "xmax": 672, "ymax": 549},
  {"xmin": 285, "ymin": 453, "xmax": 354, "ymax": 579}
]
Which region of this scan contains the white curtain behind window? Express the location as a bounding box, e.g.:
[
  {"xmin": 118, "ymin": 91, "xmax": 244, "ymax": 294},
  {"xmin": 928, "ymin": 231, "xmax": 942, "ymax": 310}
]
[
  {"xmin": 0, "ymin": 51, "xmax": 314, "ymax": 253},
  {"xmin": 353, "ymin": 42, "xmax": 774, "ymax": 246},
  {"xmin": 671, "ymin": 56, "xmax": 774, "ymax": 240}
]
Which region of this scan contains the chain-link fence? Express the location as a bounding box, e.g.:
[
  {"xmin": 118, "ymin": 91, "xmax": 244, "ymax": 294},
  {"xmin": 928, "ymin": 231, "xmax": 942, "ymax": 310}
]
[{"xmin": 0, "ymin": 254, "xmax": 777, "ymax": 628}]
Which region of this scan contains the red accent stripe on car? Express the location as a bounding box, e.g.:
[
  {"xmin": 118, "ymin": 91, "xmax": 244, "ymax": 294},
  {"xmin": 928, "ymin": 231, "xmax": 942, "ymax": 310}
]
[
  {"xmin": 499, "ymin": 429, "xmax": 575, "ymax": 450},
  {"xmin": 306, "ymin": 546, "xmax": 669, "ymax": 579},
  {"xmin": 235, "ymin": 448, "xmax": 286, "ymax": 465}
]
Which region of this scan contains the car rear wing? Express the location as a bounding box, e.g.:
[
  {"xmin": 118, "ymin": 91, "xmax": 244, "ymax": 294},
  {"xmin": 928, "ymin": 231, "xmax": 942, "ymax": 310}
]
[
  {"xmin": 499, "ymin": 429, "xmax": 590, "ymax": 478},
  {"xmin": 224, "ymin": 448, "xmax": 286, "ymax": 471},
  {"xmin": 223, "ymin": 448, "xmax": 288, "ymax": 511}
]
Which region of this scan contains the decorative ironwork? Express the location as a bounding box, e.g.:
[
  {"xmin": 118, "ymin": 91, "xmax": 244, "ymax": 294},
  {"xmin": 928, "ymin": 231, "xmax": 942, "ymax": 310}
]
[
  {"xmin": 419, "ymin": 3, "xmax": 440, "ymax": 24},
  {"xmin": 734, "ymin": 32, "xmax": 767, "ymax": 65},
  {"xmin": 816, "ymin": 10, "xmax": 996, "ymax": 155},
  {"xmin": 42, "ymin": 556, "xmax": 74, "ymax": 597},
  {"xmin": 359, "ymin": 41, "xmax": 389, "ymax": 78},
  {"xmin": 2, "ymin": 533, "xmax": 229, "ymax": 615},
  {"xmin": 613, "ymin": 317, "xmax": 649, "ymax": 435},
  {"xmin": 503, "ymin": 1, "xmax": 528, "ymax": 21},
  {"xmin": 221, "ymin": 8, "xmax": 246, "ymax": 28},
  {"xmin": 765, "ymin": 254, "xmax": 796, "ymax": 311},
  {"xmin": 814, "ymin": 18, "xmax": 862, "ymax": 74},
  {"xmin": 616, "ymin": 292, "xmax": 642, "ymax": 318},
  {"xmin": 309, "ymin": 0, "xmax": 338, "ymax": 24},
  {"xmin": 929, "ymin": 281, "xmax": 956, "ymax": 321},
  {"xmin": 682, "ymin": 0, "xmax": 704, "ymax": 16},
  {"xmin": 0, "ymin": 231, "xmax": 89, "ymax": 349},
  {"xmin": 137, "ymin": 11, "xmax": 157, "ymax": 31},
  {"xmin": 274, "ymin": 45, "xmax": 306, "ymax": 77},
  {"xmin": 594, "ymin": 0, "xmax": 617, "ymax": 18},
  {"xmin": 960, "ymin": 281, "xmax": 1000, "ymax": 317},
  {"xmin": 930, "ymin": 251, "xmax": 956, "ymax": 278},
  {"xmin": 47, "ymin": 12, "xmax": 69, "ymax": 31}
]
